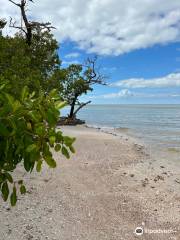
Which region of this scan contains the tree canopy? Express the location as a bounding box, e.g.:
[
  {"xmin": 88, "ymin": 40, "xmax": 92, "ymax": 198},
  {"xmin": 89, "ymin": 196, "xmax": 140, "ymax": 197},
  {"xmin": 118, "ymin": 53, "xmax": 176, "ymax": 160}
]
[{"xmin": 60, "ymin": 58, "xmax": 105, "ymax": 119}]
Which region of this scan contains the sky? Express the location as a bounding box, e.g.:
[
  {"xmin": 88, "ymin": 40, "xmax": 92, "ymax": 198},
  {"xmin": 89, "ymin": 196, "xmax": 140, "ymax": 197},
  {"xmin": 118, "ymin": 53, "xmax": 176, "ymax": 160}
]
[{"xmin": 1, "ymin": 0, "xmax": 180, "ymax": 104}]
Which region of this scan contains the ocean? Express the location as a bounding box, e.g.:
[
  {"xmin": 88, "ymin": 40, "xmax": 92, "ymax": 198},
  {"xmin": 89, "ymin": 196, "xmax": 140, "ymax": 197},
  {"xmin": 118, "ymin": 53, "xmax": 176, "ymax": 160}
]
[{"xmin": 62, "ymin": 104, "xmax": 180, "ymax": 159}]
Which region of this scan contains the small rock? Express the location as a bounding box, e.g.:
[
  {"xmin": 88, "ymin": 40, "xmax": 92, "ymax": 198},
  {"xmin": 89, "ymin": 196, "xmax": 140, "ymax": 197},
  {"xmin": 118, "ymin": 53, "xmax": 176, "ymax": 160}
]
[
  {"xmin": 142, "ymin": 178, "xmax": 149, "ymax": 187},
  {"xmin": 154, "ymin": 175, "xmax": 164, "ymax": 182},
  {"xmin": 25, "ymin": 233, "xmax": 34, "ymax": 240},
  {"xmin": 130, "ymin": 174, "xmax": 134, "ymax": 177},
  {"xmin": 7, "ymin": 229, "xmax": 12, "ymax": 235},
  {"xmin": 44, "ymin": 179, "xmax": 49, "ymax": 183},
  {"xmin": 4, "ymin": 206, "xmax": 10, "ymax": 211},
  {"xmin": 47, "ymin": 209, "xmax": 53, "ymax": 213},
  {"xmin": 26, "ymin": 225, "xmax": 33, "ymax": 231},
  {"xmin": 175, "ymin": 179, "xmax": 180, "ymax": 184}
]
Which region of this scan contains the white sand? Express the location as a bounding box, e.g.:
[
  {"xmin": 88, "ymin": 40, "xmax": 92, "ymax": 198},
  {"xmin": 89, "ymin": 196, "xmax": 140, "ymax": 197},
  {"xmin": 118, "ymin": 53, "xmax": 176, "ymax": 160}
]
[{"xmin": 0, "ymin": 125, "xmax": 180, "ymax": 240}]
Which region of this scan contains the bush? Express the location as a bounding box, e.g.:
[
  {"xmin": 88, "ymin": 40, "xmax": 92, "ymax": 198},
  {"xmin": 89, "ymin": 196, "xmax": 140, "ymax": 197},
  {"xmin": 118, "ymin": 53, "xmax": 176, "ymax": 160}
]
[{"xmin": 0, "ymin": 84, "xmax": 75, "ymax": 206}]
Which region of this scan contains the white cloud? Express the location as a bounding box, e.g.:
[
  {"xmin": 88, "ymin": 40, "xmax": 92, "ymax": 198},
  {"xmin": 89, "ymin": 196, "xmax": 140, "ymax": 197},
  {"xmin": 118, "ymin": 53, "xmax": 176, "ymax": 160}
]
[
  {"xmin": 1, "ymin": 0, "xmax": 180, "ymax": 55},
  {"xmin": 112, "ymin": 73, "xmax": 180, "ymax": 88},
  {"xmin": 90, "ymin": 90, "xmax": 180, "ymax": 99},
  {"xmin": 62, "ymin": 60, "xmax": 80, "ymax": 66},
  {"xmin": 90, "ymin": 89, "xmax": 134, "ymax": 99},
  {"xmin": 104, "ymin": 89, "xmax": 134, "ymax": 98},
  {"xmin": 65, "ymin": 52, "xmax": 80, "ymax": 58}
]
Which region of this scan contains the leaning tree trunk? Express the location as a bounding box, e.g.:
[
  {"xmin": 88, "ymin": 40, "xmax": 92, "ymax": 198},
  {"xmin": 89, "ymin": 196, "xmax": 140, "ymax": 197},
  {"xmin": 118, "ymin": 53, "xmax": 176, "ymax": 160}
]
[
  {"xmin": 69, "ymin": 96, "xmax": 77, "ymax": 119},
  {"xmin": 73, "ymin": 101, "xmax": 91, "ymax": 116}
]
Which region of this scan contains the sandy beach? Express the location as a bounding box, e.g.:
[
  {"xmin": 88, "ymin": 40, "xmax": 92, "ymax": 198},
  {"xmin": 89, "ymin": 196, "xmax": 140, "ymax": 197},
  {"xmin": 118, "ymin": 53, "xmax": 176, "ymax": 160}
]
[{"xmin": 0, "ymin": 125, "xmax": 180, "ymax": 240}]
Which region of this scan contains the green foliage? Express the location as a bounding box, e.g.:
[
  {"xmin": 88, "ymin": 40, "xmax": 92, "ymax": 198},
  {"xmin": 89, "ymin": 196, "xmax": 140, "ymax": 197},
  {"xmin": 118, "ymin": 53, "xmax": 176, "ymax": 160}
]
[
  {"xmin": 0, "ymin": 31, "xmax": 61, "ymax": 97},
  {"xmin": 60, "ymin": 64, "xmax": 92, "ymax": 106},
  {"xmin": 0, "ymin": 19, "xmax": 6, "ymax": 30},
  {"xmin": 59, "ymin": 59, "xmax": 104, "ymax": 118},
  {"xmin": 0, "ymin": 84, "xmax": 75, "ymax": 205}
]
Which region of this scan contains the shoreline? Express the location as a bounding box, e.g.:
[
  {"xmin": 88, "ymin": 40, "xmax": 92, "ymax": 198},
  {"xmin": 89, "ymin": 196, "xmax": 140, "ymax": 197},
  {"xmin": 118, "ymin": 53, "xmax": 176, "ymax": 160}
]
[
  {"xmin": 85, "ymin": 123, "xmax": 180, "ymax": 163},
  {"xmin": 0, "ymin": 125, "xmax": 180, "ymax": 239}
]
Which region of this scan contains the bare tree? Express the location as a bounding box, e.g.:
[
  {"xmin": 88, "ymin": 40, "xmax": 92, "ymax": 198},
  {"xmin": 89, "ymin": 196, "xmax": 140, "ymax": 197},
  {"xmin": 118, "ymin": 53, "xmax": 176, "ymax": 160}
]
[{"xmin": 9, "ymin": 0, "xmax": 55, "ymax": 45}]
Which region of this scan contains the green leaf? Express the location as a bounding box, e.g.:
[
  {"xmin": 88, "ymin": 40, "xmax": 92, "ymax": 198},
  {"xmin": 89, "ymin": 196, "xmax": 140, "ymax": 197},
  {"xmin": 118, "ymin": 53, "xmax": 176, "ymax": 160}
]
[
  {"xmin": 34, "ymin": 124, "xmax": 45, "ymax": 136},
  {"xmin": 5, "ymin": 173, "xmax": 13, "ymax": 183},
  {"xmin": 0, "ymin": 173, "xmax": 5, "ymax": 183},
  {"xmin": 26, "ymin": 144, "xmax": 37, "ymax": 153},
  {"xmin": 55, "ymin": 144, "xmax": 61, "ymax": 152},
  {"xmin": 28, "ymin": 111, "xmax": 40, "ymax": 122},
  {"xmin": 49, "ymin": 89, "xmax": 58, "ymax": 98},
  {"xmin": 43, "ymin": 142, "xmax": 52, "ymax": 157},
  {"xmin": 56, "ymin": 131, "xmax": 63, "ymax": 141},
  {"xmin": 64, "ymin": 136, "xmax": 76, "ymax": 147},
  {"xmin": 24, "ymin": 159, "xmax": 32, "ymax": 172},
  {"xmin": 12, "ymin": 100, "xmax": 21, "ymax": 112},
  {"xmin": 55, "ymin": 101, "xmax": 66, "ymax": 110},
  {"xmin": 69, "ymin": 145, "xmax": 75, "ymax": 153},
  {"xmin": 0, "ymin": 84, "xmax": 6, "ymax": 91},
  {"xmin": 44, "ymin": 156, "xmax": 56, "ymax": 168},
  {"xmin": 46, "ymin": 109, "xmax": 57, "ymax": 126},
  {"xmin": 5, "ymin": 93, "xmax": 14, "ymax": 107},
  {"xmin": 0, "ymin": 122, "xmax": 10, "ymax": 136},
  {"xmin": 20, "ymin": 185, "xmax": 26, "ymax": 194},
  {"xmin": 62, "ymin": 146, "xmax": 70, "ymax": 159},
  {"xmin": 27, "ymin": 122, "xmax": 32, "ymax": 130},
  {"xmin": 49, "ymin": 136, "xmax": 56, "ymax": 146},
  {"xmin": 18, "ymin": 180, "xmax": 23, "ymax": 185},
  {"xmin": 2, "ymin": 181, "xmax": 9, "ymax": 201},
  {"xmin": 21, "ymin": 86, "xmax": 29, "ymax": 101},
  {"xmin": 10, "ymin": 186, "xmax": 17, "ymax": 206},
  {"xmin": 36, "ymin": 160, "xmax": 42, "ymax": 172}
]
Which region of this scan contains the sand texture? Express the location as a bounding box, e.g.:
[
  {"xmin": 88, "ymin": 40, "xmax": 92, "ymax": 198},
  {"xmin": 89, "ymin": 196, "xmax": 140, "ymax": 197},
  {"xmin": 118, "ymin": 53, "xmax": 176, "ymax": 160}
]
[{"xmin": 0, "ymin": 126, "xmax": 180, "ymax": 240}]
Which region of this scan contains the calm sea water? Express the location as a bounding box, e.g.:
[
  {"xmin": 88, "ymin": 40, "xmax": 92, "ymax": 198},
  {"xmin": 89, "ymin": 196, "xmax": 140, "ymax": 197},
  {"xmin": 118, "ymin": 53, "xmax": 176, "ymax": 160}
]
[{"xmin": 62, "ymin": 104, "xmax": 180, "ymax": 156}]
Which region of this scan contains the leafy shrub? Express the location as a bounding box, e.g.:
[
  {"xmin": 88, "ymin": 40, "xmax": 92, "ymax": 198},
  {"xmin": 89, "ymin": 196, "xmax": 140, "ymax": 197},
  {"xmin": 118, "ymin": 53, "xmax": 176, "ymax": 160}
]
[{"xmin": 0, "ymin": 84, "xmax": 75, "ymax": 206}]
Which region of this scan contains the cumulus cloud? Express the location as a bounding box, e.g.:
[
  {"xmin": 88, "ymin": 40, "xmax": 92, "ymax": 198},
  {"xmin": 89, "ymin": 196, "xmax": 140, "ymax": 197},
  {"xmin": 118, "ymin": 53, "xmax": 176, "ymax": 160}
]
[
  {"xmin": 64, "ymin": 52, "xmax": 80, "ymax": 58},
  {"xmin": 103, "ymin": 89, "xmax": 134, "ymax": 98},
  {"xmin": 90, "ymin": 89, "xmax": 134, "ymax": 99},
  {"xmin": 112, "ymin": 73, "xmax": 180, "ymax": 88},
  {"xmin": 1, "ymin": 0, "xmax": 180, "ymax": 55}
]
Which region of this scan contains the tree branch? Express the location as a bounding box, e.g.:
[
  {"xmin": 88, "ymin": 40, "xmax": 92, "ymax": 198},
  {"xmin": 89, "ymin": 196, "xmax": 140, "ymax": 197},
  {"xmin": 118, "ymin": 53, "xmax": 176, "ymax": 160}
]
[
  {"xmin": 73, "ymin": 101, "xmax": 91, "ymax": 116},
  {"xmin": 8, "ymin": 0, "xmax": 21, "ymax": 7},
  {"xmin": 8, "ymin": 0, "xmax": 55, "ymax": 45},
  {"xmin": 84, "ymin": 57, "xmax": 107, "ymax": 85},
  {"xmin": 9, "ymin": 17, "xmax": 27, "ymax": 34}
]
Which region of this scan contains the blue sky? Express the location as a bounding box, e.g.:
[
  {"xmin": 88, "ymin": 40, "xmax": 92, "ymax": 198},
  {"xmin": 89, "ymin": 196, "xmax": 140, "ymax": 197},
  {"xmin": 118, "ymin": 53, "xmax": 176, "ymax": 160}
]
[
  {"xmin": 1, "ymin": 0, "xmax": 180, "ymax": 104},
  {"xmin": 60, "ymin": 41, "xmax": 180, "ymax": 104}
]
